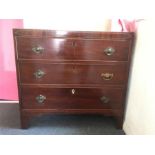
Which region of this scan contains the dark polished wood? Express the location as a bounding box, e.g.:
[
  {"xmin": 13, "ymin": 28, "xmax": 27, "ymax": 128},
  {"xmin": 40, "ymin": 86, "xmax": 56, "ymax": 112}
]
[
  {"xmin": 75, "ymin": 39, "xmax": 131, "ymax": 61},
  {"xmin": 16, "ymin": 37, "xmax": 75, "ymax": 60},
  {"xmin": 16, "ymin": 37, "xmax": 130, "ymax": 61},
  {"xmin": 13, "ymin": 29, "xmax": 134, "ymax": 129},
  {"xmin": 19, "ymin": 62, "xmax": 128, "ymax": 85},
  {"xmin": 13, "ymin": 29, "xmax": 134, "ymax": 39},
  {"xmin": 21, "ymin": 86, "xmax": 125, "ymax": 109}
]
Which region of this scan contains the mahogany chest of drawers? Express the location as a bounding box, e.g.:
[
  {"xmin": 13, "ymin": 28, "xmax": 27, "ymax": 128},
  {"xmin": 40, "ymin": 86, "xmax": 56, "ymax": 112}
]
[{"xmin": 13, "ymin": 29, "xmax": 134, "ymax": 129}]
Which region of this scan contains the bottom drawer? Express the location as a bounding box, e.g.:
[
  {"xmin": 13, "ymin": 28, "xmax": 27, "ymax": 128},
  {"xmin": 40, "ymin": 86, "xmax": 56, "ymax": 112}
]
[{"xmin": 21, "ymin": 87, "xmax": 125, "ymax": 109}]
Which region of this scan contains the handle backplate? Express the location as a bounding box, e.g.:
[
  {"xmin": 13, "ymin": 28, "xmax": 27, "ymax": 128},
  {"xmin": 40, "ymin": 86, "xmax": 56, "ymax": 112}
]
[
  {"xmin": 100, "ymin": 96, "xmax": 110, "ymax": 104},
  {"xmin": 36, "ymin": 94, "xmax": 46, "ymax": 104},
  {"xmin": 104, "ymin": 47, "xmax": 115, "ymax": 56},
  {"xmin": 34, "ymin": 69, "xmax": 45, "ymax": 79},
  {"xmin": 32, "ymin": 46, "xmax": 44, "ymax": 54}
]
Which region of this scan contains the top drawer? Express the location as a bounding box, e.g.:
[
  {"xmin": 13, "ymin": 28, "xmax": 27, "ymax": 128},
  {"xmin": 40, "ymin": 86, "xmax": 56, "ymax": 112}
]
[
  {"xmin": 15, "ymin": 37, "xmax": 131, "ymax": 61},
  {"xmin": 15, "ymin": 37, "xmax": 75, "ymax": 60},
  {"xmin": 75, "ymin": 39, "xmax": 131, "ymax": 61}
]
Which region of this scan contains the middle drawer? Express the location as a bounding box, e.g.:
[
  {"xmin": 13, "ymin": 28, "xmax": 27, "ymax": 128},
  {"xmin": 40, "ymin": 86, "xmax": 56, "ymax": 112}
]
[{"xmin": 19, "ymin": 62, "xmax": 127, "ymax": 85}]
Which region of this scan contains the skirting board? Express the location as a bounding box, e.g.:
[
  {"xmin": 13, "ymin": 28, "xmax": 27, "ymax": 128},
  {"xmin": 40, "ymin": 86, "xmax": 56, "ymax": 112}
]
[{"xmin": 0, "ymin": 100, "xmax": 19, "ymax": 103}]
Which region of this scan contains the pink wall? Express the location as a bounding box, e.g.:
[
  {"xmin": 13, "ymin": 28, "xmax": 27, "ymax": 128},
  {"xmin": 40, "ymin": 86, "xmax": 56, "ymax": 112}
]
[{"xmin": 0, "ymin": 19, "xmax": 23, "ymax": 100}]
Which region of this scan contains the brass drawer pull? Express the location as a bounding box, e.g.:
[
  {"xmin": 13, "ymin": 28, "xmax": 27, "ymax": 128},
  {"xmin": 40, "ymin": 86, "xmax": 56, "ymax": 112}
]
[
  {"xmin": 36, "ymin": 95, "xmax": 46, "ymax": 104},
  {"xmin": 32, "ymin": 46, "xmax": 44, "ymax": 54},
  {"xmin": 34, "ymin": 69, "xmax": 45, "ymax": 78},
  {"xmin": 100, "ymin": 96, "xmax": 110, "ymax": 104},
  {"xmin": 71, "ymin": 89, "xmax": 76, "ymax": 95},
  {"xmin": 104, "ymin": 47, "xmax": 115, "ymax": 56},
  {"xmin": 101, "ymin": 73, "xmax": 114, "ymax": 80}
]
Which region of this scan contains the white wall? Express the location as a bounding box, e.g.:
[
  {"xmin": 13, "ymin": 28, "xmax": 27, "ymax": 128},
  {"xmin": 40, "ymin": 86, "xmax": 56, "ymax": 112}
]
[
  {"xmin": 24, "ymin": 19, "xmax": 111, "ymax": 31},
  {"xmin": 23, "ymin": 1, "xmax": 111, "ymax": 31},
  {"xmin": 123, "ymin": 19, "xmax": 155, "ymax": 134}
]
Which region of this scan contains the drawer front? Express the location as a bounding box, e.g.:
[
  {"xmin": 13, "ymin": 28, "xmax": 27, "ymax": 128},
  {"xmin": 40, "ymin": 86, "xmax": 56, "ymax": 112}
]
[
  {"xmin": 15, "ymin": 37, "xmax": 75, "ymax": 60},
  {"xmin": 21, "ymin": 87, "xmax": 125, "ymax": 109},
  {"xmin": 19, "ymin": 62, "xmax": 127, "ymax": 85},
  {"xmin": 75, "ymin": 39, "xmax": 130, "ymax": 61},
  {"xmin": 15, "ymin": 37, "xmax": 130, "ymax": 61}
]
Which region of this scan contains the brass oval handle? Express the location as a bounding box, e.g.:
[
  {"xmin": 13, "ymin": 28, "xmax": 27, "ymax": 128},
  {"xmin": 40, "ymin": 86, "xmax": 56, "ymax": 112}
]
[
  {"xmin": 32, "ymin": 46, "xmax": 44, "ymax": 54},
  {"xmin": 100, "ymin": 96, "xmax": 110, "ymax": 104},
  {"xmin": 71, "ymin": 89, "xmax": 76, "ymax": 95},
  {"xmin": 101, "ymin": 73, "xmax": 114, "ymax": 80},
  {"xmin": 36, "ymin": 95, "xmax": 46, "ymax": 104},
  {"xmin": 104, "ymin": 47, "xmax": 115, "ymax": 56},
  {"xmin": 34, "ymin": 69, "xmax": 45, "ymax": 78}
]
